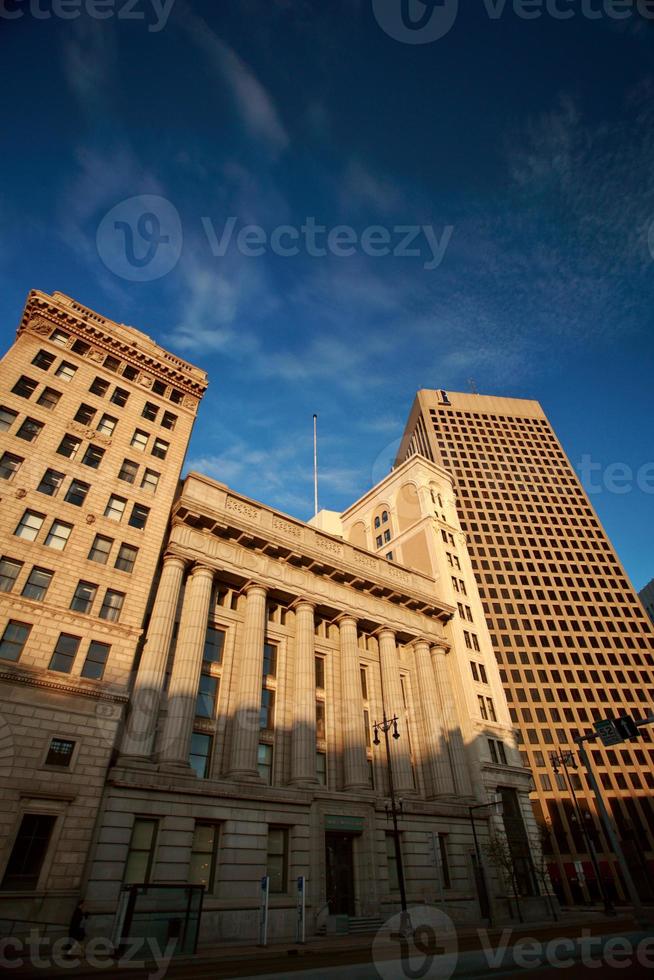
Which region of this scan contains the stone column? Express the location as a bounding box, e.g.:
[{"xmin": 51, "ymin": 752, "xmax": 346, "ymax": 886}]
[
  {"xmin": 338, "ymin": 614, "xmax": 369, "ymax": 792},
  {"xmin": 290, "ymin": 599, "xmax": 319, "ymax": 787},
  {"xmin": 158, "ymin": 564, "xmax": 214, "ymax": 770},
  {"xmin": 377, "ymin": 628, "xmax": 415, "ymax": 794},
  {"xmin": 226, "ymin": 582, "xmax": 268, "ymax": 782},
  {"xmin": 413, "ymin": 639, "xmax": 456, "ymax": 797},
  {"xmin": 120, "ymin": 554, "xmax": 186, "ymax": 762},
  {"xmin": 432, "ymin": 645, "xmax": 473, "ymax": 797}
]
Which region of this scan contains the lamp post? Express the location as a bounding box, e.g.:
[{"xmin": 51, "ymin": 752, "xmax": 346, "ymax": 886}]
[
  {"xmin": 468, "ymin": 796, "xmax": 502, "ymax": 923},
  {"xmin": 373, "ymin": 715, "xmax": 410, "ymax": 934},
  {"xmin": 550, "ymin": 748, "xmax": 615, "ymax": 916}
]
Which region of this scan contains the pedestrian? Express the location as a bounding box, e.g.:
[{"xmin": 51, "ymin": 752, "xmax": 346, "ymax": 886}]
[{"xmin": 64, "ymin": 900, "xmax": 88, "ymax": 958}]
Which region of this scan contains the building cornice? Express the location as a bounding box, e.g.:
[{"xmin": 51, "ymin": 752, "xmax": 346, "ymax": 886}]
[{"xmin": 0, "ymin": 663, "xmax": 130, "ymax": 703}]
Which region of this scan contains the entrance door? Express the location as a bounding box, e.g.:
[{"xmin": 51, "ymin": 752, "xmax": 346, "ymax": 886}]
[{"xmin": 325, "ymin": 832, "xmax": 355, "ymax": 915}]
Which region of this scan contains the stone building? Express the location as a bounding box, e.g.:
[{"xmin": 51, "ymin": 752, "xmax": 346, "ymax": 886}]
[
  {"xmin": 0, "ymin": 291, "xmax": 206, "ymax": 930},
  {"xmin": 640, "ymin": 579, "xmax": 654, "ymax": 628}
]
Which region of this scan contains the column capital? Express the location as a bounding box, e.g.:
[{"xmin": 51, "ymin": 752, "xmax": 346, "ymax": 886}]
[
  {"xmin": 191, "ymin": 562, "xmax": 214, "ymax": 579},
  {"xmin": 373, "ymin": 625, "xmax": 396, "ymax": 642},
  {"xmin": 412, "ymin": 636, "xmax": 433, "ymax": 653},
  {"xmin": 242, "ymin": 580, "xmax": 267, "ymax": 598},
  {"xmin": 431, "ymin": 643, "xmax": 451, "ymax": 657},
  {"xmin": 335, "ymin": 612, "xmax": 357, "ymax": 629},
  {"xmin": 162, "ymin": 552, "xmax": 188, "ymax": 570},
  {"xmin": 290, "ymin": 596, "xmax": 315, "ymax": 613}
]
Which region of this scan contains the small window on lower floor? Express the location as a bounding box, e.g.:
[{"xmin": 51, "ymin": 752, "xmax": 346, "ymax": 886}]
[
  {"xmin": 258, "ymin": 743, "xmax": 273, "ymax": 784},
  {"xmin": 1, "ymin": 813, "xmax": 57, "ymax": 891},
  {"xmin": 189, "ymin": 822, "xmax": 219, "ymax": 892},
  {"xmin": 438, "ymin": 833, "xmax": 451, "ymax": 889},
  {"xmin": 266, "ymin": 826, "xmax": 288, "ymax": 893},
  {"xmin": 124, "ymin": 818, "xmax": 158, "ymax": 885},
  {"xmin": 189, "ymin": 732, "xmax": 212, "ymax": 779},
  {"xmin": 316, "ymin": 751, "xmax": 327, "ymax": 786},
  {"xmin": 45, "ymin": 738, "xmax": 76, "ymax": 767}
]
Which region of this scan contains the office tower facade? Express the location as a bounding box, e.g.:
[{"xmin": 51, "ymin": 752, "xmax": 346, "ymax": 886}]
[
  {"xmin": 0, "ymin": 290, "xmax": 206, "ymax": 929},
  {"xmin": 639, "ymin": 579, "xmax": 654, "ymax": 626},
  {"xmin": 397, "ymin": 389, "xmax": 654, "ymax": 905}
]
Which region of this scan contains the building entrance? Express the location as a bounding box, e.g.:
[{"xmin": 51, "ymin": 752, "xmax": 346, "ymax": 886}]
[{"xmin": 325, "ymin": 832, "xmax": 355, "ymax": 916}]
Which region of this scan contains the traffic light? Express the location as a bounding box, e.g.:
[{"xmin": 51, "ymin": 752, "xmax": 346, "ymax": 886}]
[{"xmin": 613, "ymin": 715, "xmax": 640, "ymax": 740}]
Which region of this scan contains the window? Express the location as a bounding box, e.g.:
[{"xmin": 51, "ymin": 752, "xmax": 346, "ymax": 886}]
[
  {"xmin": 12, "ymin": 375, "xmax": 38, "ymax": 399},
  {"xmin": 0, "ymin": 452, "xmax": 23, "ymax": 480},
  {"xmin": 124, "ymin": 818, "xmax": 158, "ymax": 884},
  {"xmin": 258, "ymin": 743, "xmax": 273, "ymax": 784},
  {"xmin": 50, "ymin": 329, "xmax": 69, "ymax": 346},
  {"xmin": 260, "ymin": 689, "xmax": 275, "ymax": 730},
  {"xmin": 152, "ymin": 379, "xmax": 166, "ymax": 395},
  {"xmin": 316, "ymin": 751, "xmax": 327, "ymax": 785},
  {"xmin": 118, "ymin": 459, "xmax": 138, "ymax": 484},
  {"xmin": 57, "ymin": 434, "xmax": 80, "ymax": 459},
  {"xmin": 0, "ymin": 559, "xmax": 22, "ymax": 593},
  {"xmin": 15, "ymin": 510, "xmax": 44, "ymax": 542},
  {"xmin": 21, "ymin": 568, "xmax": 53, "ymax": 602},
  {"xmin": 360, "ymin": 667, "xmax": 368, "ymax": 700},
  {"xmin": 488, "ymin": 738, "xmax": 508, "ymax": 765},
  {"xmin": 189, "ymin": 823, "xmax": 219, "ymax": 891},
  {"xmin": 1, "ymin": 814, "xmax": 57, "ymax": 891},
  {"xmin": 131, "ymin": 429, "xmax": 149, "ymax": 451},
  {"xmin": 70, "ymin": 581, "xmax": 97, "ymax": 614},
  {"xmin": 196, "ymin": 673, "xmax": 219, "ymax": 718},
  {"xmin": 263, "ymin": 642, "xmax": 277, "ymax": 678},
  {"xmin": 45, "ymin": 738, "xmax": 76, "ymax": 767},
  {"xmin": 170, "ymin": 389, "xmax": 184, "ymax": 404},
  {"xmin": 72, "ymin": 339, "xmax": 90, "ymax": 356},
  {"xmin": 48, "ymin": 633, "xmax": 81, "ymax": 673},
  {"xmin": 129, "ymin": 504, "xmax": 150, "ymax": 530},
  {"xmin": 204, "ymin": 626, "xmax": 225, "ymax": 664},
  {"xmin": 36, "ymin": 387, "xmax": 61, "ymax": 411},
  {"xmin": 383, "ymin": 529, "xmax": 391, "ymax": 543},
  {"xmin": 478, "ymin": 694, "xmax": 488, "ymax": 720},
  {"xmin": 104, "ymin": 495, "xmax": 127, "ymax": 522},
  {"xmin": 386, "ymin": 832, "xmax": 400, "ymax": 891},
  {"xmin": 115, "ymin": 543, "xmax": 138, "ymax": 573},
  {"xmin": 0, "ymin": 621, "xmax": 31, "ymax": 661},
  {"xmin": 315, "ymin": 656, "xmax": 325, "ymax": 689},
  {"xmin": 161, "ymin": 411, "xmax": 177, "ymax": 430},
  {"xmin": 0, "ymin": 406, "xmax": 17, "ymax": 430},
  {"xmin": 81, "ymin": 641, "xmax": 110, "ymax": 680},
  {"xmin": 140, "ymin": 469, "xmax": 160, "ymax": 493},
  {"xmin": 316, "ymin": 701, "xmax": 326, "ymax": 739},
  {"xmin": 438, "ymin": 834, "xmax": 451, "ymax": 889},
  {"xmin": 37, "ymin": 468, "xmax": 64, "ymax": 496},
  {"xmin": 63, "ymin": 479, "xmax": 90, "ymax": 508},
  {"xmin": 151, "ymin": 438, "xmax": 169, "ymax": 460},
  {"xmin": 266, "ymin": 827, "xmax": 288, "ymax": 893},
  {"xmin": 122, "ymin": 365, "xmax": 138, "ymax": 381},
  {"xmin": 16, "ymin": 418, "xmax": 43, "ymax": 442},
  {"xmin": 376, "ymin": 535, "xmax": 383, "ymax": 548},
  {"xmin": 74, "ymin": 403, "xmax": 96, "ymax": 425},
  {"xmin": 487, "ymin": 698, "xmax": 497, "ymax": 722},
  {"xmin": 89, "ymin": 377, "xmax": 109, "ymax": 396},
  {"xmin": 32, "ymin": 349, "xmax": 55, "ymax": 370},
  {"xmin": 142, "ymin": 401, "xmax": 158, "ymax": 421},
  {"xmin": 97, "ymin": 413, "xmax": 117, "ymax": 436},
  {"xmin": 88, "ymin": 534, "xmax": 113, "ymax": 564},
  {"xmin": 82, "ymin": 444, "xmax": 105, "ymax": 469},
  {"xmin": 55, "ymin": 361, "xmax": 76, "ymax": 382},
  {"xmin": 99, "ymin": 589, "xmax": 125, "ymax": 623},
  {"xmin": 104, "ymin": 355, "xmax": 121, "ymax": 372},
  {"xmin": 45, "ymin": 520, "xmax": 72, "ymax": 551},
  {"xmin": 189, "ymin": 732, "xmax": 212, "ymax": 779},
  {"xmin": 111, "ymin": 387, "xmax": 129, "ymax": 407}
]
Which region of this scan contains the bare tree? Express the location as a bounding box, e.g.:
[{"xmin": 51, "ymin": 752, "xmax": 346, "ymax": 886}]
[
  {"xmin": 485, "ymin": 832, "xmax": 524, "ymax": 924},
  {"xmin": 531, "ymin": 825, "xmax": 558, "ymax": 922}
]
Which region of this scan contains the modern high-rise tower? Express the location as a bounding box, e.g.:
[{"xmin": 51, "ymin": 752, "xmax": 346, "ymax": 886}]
[{"xmin": 397, "ymin": 389, "xmax": 654, "ymax": 905}]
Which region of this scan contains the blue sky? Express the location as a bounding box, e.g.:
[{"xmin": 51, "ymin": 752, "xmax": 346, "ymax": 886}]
[{"xmin": 1, "ymin": 1, "xmax": 653, "ymax": 590}]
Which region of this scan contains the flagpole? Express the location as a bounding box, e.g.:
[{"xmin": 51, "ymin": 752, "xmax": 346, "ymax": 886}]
[{"xmin": 313, "ymin": 414, "xmax": 319, "ymax": 517}]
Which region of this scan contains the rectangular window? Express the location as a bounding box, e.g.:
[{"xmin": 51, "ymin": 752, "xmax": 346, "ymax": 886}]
[
  {"xmin": 316, "ymin": 701, "xmax": 326, "ymax": 739},
  {"xmin": 115, "ymin": 543, "xmax": 138, "ymax": 573},
  {"xmin": 70, "ymin": 581, "xmax": 97, "ymax": 614},
  {"xmin": 16, "ymin": 418, "xmax": 44, "ymax": 442},
  {"xmin": 487, "ymin": 698, "xmax": 497, "ymax": 722},
  {"xmin": 258, "ymin": 743, "xmax": 273, "ymax": 784},
  {"xmin": 32, "ymin": 349, "xmax": 55, "ymax": 371},
  {"xmin": 196, "ymin": 673, "xmax": 219, "ymax": 719},
  {"xmin": 55, "ymin": 361, "xmax": 76, "ymax": 382},
  {"xmin": 57, "ymin": 434, "xmax": 80, "ymax": 459},
  {"xmin": 48, "ymin": 633, "xmax": 81, "ymax": 673},
  {"xmin": 99, "ymin": 589, "xmax": 125, "ymax": 623},
  {"xmin": 479, "ymin": 664, "xmax": 488, "ymax": 684},
  {"xmin": 316, "ymin": 751, "xmax": 327, "ymax": 786},
  {"xmin": 438, "ymin": 834, "xmax": 451, "ymax": 889},
  {"xmin": 151, "ymin": 438, "xmax": 169, "ymax": 460},
  {"xmin": 470, "ymin": 661, "xmax": 479, "ymax": 682},
  {"xmin": 266, "ymin": 827, "xmax": 288, "ymax": 893},
  {"xmin": 128, "ymin": 504, "xmax": 150, "ymax": 530},
  {"xmin": 74, "ymin": 403, "xmax": 96, "ymax": 425},
  {"xmin": 152, "ymin": 379, "xmax": 166, "ymax": 395},
  {"xmin": 37, "ymin": 469, "xmax": 64, "ymax": 496},
  {"xmin": 170, "ymin": 389, "xmax": 184, "ymax": 404},
  {"xmin": 45, "ymin": 738, "xmax": 75, "ymax": 767},
  {"xmin": 260, "ymin": 688, "xmax": 275, "ymax": 730},
  {"xmin": 110, "ymin": 387, "xmax": 129, "ymax": 407},
  {"xmin": 189, "ymin": 823, "xmax": 219, "ymax": 891},
  {"xmin": 82, "ymin": 444, "xmax": 105, "ymax": 469},
  {"xmin": 131, "ymin": 429, "xmax": 149, "ymax": 451},
  {"xmin": 0, "ymin": 452, "xmax": 23, "ymax": 480},
  {"xmin": 97, "ymin": 413, "xmax": 118, "ymax": 436},
  {"xmin": 14, "ymin": 510, "xmax": 44, "ymax": 542},
  {"xmin": 0, "ymin": 621, "xmax": 31, "ymax": 661},
  {"xmin": 89, "ymin": 377, "xmax": 109, "ymax": 397},
  {"xmin": 0, "ymin": 406, "xmax": 18, "ymax": 431},
  {"xmin": 104, "ymin": 495, "xmax": 127, "ymax": 521},
  {"xmin": 142, "ymin": 401, "xmax": 158, "ymax": 421},
  {"xmin": 140, "ymin": 468, "xmax": 160, "ymax": 492},
  {"xmin": 72, "ymin": 339, "xmax": 90, "ymax": 356},
  {"xmin": 0, "ymin": 559, "xmax": 22, "ymax": 593},
  {"xmin": 45, "ymin": 520, "xmax": 72, "ymax": 551},
  {"xmin": 315, "ymin": 656, "xmax": 325, "ymax": 689},
  {"xmin": 1, "ymin": 814, "xmax": 57, "ymax": 891},
  {"xmin": 204, "ymin": 626, "xmax": 225, "ymax": 664},
  {"xmin": 88, "ymin": 534, "xmax": 113, "ymax": 564},
  {"xmin": 118, "ymin": 459, "xmax": 138, "ymax": 484},
  {"xmin": 363, "ymin": 709, "xmax": 371, "ymax": 747},
  {"xmin": 161, "ymin": 411, "xmax": 177, "ymax": 430},
  {"xmin": 50, "ymin": 329, "xmax": 69, "ymax": 346},
  {"xmin": 81, "ymin": 641, "xmax": 110, "ymax": 680},
  {"xmin": 104, "ymin": 355, "xmax": 121, "ymax": 372},
  {"xmin": 21, "ymin": 568, "xmax": 53, "ymax": 602},
  {"xmin": 478, "ymin": 694, "xmax": 488, "ymax": 720},
  {"xmin": 189, "ymin": 732, "xmax": 212, "ymax": 779},
  {"xmin": 12, "ymin": 375, "xmax": 38, "ymax": 399},
  {"xmin": 124, "ymin": 818, "xmax": 158, "ymax": 884},
  {"xmin": 64, "ymin": 479, "xmax": 90, "ymax": 507},
  {"xmin": 386, "ymin": 832, "xmax": 400, "ymax": 891},
  {"xmin": 36, "ymin": 387, "xmax": 61, "ymax": 411},
  {"xmin": 360, "ymin": 666, "xmax": 368, "ymax": 700},
  {"xmin": 123, "ymin": 365, "xmax": 138, "ymax": 380},
  {"xmin": 263, "ymin": 642, "xmax": 277, "ymax": 678}
]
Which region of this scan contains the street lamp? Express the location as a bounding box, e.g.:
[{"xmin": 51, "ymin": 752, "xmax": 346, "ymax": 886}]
[
  {"xmin": 468, "ymin": 794, "xmax": 503, "ymax": 923},
  {"xmin": 373, "ymin": 715, "xmax": 410, "ymax": 935}
]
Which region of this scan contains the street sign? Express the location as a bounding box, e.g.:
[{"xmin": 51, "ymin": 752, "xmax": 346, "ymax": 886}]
[
  {"xmin": 613, "ymin": 716, "xmax": 639, "ymax": 740},
  {"xmin": 593, "ymin": 719, "xmax": 623, "ymax": 746}
]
